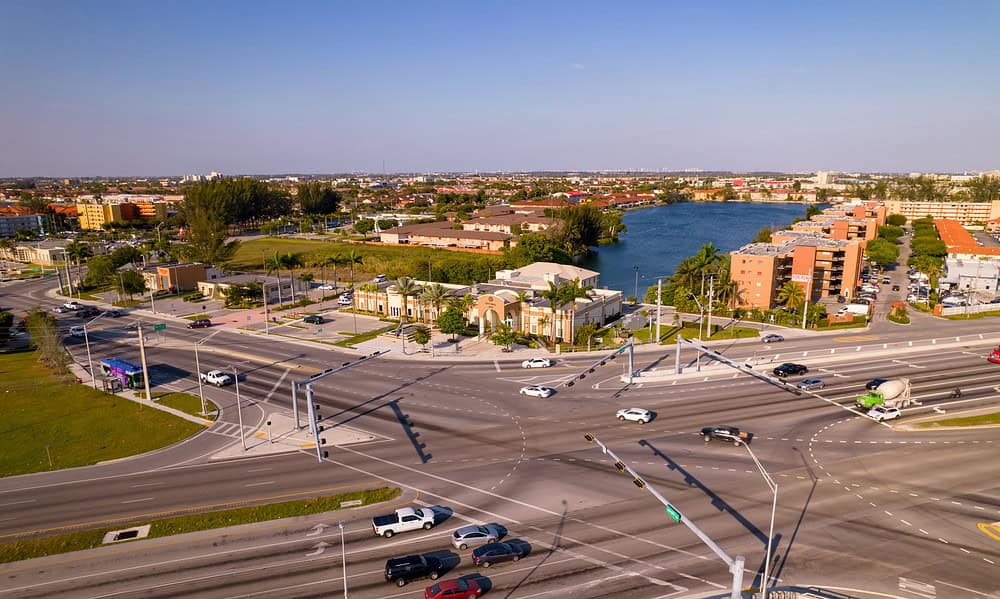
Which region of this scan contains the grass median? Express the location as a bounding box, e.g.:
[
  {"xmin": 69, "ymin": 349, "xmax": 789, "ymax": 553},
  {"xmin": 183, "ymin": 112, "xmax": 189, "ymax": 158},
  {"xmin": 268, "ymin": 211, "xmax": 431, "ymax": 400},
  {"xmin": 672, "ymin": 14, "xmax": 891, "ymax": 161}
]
[
  {"xmin": 0, "ymin": 486, "xmax": 400, "ymax": 564},
  {"xmin": 915, "ymin": 412, "xmax": 1000, "ymax": 427},
  {"xmin": 0, "ymin": 351, "xmax": 203, "ymax": 477}
]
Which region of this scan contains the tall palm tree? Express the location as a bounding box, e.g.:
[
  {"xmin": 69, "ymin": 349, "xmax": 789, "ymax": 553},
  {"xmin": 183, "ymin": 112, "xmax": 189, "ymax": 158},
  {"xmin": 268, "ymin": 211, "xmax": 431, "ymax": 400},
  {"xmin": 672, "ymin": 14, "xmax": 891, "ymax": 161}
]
[
  {"xmin": 670, "ymin": 258, "xmax": 700, "ymax": 292},
  {"xmin": 777, "ymin": 280, "xmax": 805, "ymax": 311},
  {"xmin": 559, "ymin": 278, "xmax": 592, "ymax": 342},
  {"xmin": 514, "ymin": 290, "xmax": 531, "ymax": 332},
  {"xmin": 344, "ymin": 249, "xmax": 363, "ymax": 290},
  {"xmin": 264, "ymin": 252, "xmax": 285, "ymax": 305},
  {"xmin": 65, "ymin": 240, "xmax": 92, "ymax": 294},
  {"xmin": 540, "ymin": 281, "xmax": 564, "ymax": 345},
  {"xmin": 392, "ymin": 276, "xmax": 420, "ymax": 324},
  {"xmin": 322, "ymin": 253, "xmax": 343, "ymax": 290},
  {"xmin": 280, "ymin": 252, "xmax": 304, "ymax": 298},
  {"xmin": 421, "ymin": 283, "xmax": 451, "ymax": 324}
]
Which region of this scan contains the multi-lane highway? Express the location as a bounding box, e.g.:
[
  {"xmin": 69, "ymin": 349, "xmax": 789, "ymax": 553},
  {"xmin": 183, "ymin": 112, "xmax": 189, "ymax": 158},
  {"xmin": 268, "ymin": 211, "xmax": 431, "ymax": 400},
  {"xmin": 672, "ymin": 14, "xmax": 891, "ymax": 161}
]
[{"xmin": 1, "ymin": 276, "xmax": 999, "ymax": 598}]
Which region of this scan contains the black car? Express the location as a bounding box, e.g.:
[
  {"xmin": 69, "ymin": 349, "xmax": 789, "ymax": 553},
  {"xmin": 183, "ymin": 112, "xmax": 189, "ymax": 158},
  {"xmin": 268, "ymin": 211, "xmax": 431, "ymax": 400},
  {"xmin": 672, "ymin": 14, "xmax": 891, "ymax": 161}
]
[
  {"xmin": 384, "ymin": 555, "xmax": 442, "ymax": 587},
  {"xmin": 865, "ymin": 378, "xmax": 889, "ymax": 390},
  {"xmin": 891, "ymin": 285, "xmax": 900, "ymax": 292},
  {"xmin": 772, "ymin": 363, "xmax": 808, "ymax": 378},
  {"xmin": 303, "ymin": 314, "xmax": 324, "ymax": 324},
  {"xmin": 104, "ymin": 309, "xmax": 122, "ymax": 318},
  {"xmin": 187, "ymin": 319, "xmax": 212, "ymax": 329},
  {"xmin": 701, "ymin": 425, "xmax": 748, "ymax": 446},
  {"xmin": 471, "ymin": 540, "xmax": 531, "ymax": 567},
  {"xmin": 77, "ymin": 307, "xmax": 100, "ymax": 318}
]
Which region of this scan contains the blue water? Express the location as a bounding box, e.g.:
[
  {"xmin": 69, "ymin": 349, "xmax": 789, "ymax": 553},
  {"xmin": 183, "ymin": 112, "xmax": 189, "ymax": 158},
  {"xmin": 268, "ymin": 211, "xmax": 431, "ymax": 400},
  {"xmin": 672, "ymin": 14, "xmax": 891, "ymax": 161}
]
[{"xmin": 579, "ymin": 202, "xmax": 809, "ymax": 295}]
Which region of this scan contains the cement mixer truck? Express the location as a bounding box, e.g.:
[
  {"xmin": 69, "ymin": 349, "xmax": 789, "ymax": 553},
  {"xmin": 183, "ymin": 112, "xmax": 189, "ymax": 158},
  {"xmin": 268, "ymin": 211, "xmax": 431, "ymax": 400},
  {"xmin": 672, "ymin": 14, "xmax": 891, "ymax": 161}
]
[{"xmin": 856, "ymin": 378, "xmax": 912, "ymax": 409}]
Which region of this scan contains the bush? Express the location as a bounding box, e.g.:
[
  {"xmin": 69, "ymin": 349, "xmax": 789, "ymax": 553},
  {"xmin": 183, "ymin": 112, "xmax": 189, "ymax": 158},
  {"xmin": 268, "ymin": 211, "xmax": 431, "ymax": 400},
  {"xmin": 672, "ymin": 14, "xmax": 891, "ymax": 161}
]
[{"xmin": 182, "ymin": 292, "xmax": 206, "ymax": 303}]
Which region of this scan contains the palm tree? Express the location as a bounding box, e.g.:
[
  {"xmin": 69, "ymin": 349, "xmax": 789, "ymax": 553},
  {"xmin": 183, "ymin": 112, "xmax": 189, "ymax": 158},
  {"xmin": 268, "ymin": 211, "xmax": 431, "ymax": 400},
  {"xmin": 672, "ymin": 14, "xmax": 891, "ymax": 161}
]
[
  {"xmin": 392, "ymin": 276, "xmax": 420, "ymax": 324},
  {"xmin": 322, "ymin": 253, "xmax": 343, "ymax": 291},
  {"xmin": 540, "ymin": 281, "xmax": 564, "ymax": 345},
  {"xmin": 560, "ymin": 278, "xmax": 593, "ymax": 342},
  {"xmin": 670, "ymin": 258, "xmax": 701, "ymax": 292},
  {"xmin": 280, "ymin": 252, "xmax": 304, "ymax": 299},
  {"xmin": 264, "ymin": 252, "xmax": 285, "ymax": 304},
  {"xmin": 514, "ymin": 290, "xmax": 531, "ymax": 332},
  {"xmin": 421, "ymin": 283, "xmax": 452, "ymax": 324},
  {"xmin": 344, "ymin": 249, "xmax": 362, "ymax": 290},
  {"xmin": 65, "ymin": 240, "xmax": 92, "ymax": 294},
  {"xmin": 777, "ymin": 280, "xmax": 805, "ymax": 311}
]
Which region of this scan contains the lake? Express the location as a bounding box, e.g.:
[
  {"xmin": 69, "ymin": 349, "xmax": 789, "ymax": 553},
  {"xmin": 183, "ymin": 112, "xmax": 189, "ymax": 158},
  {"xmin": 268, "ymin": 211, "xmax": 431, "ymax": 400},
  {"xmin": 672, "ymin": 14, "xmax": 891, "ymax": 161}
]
[{"xmin": 578, "ymin": 202, "xmax": 810, "ymax": 296}]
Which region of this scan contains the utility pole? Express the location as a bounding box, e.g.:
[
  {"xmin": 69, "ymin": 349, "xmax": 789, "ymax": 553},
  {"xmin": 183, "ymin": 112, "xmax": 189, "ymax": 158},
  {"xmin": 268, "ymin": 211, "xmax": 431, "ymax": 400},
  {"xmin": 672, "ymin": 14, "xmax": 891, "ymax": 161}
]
[
  {"xmin": 262, "ymin": 282, "xmax": 269, "ymax": 335},
  {"xmin": 707, "ymin": 275, "xmax": 715, "ymax": 339},
  {"xmin": 655, "ymin": 277, "xmax": 663, "ymax": 344},
  {"xmin": 137, "ymin": 323, "xmax": 153, "ymax": 406},
  {"xmin": 194, "ymin": 342, "xmax": 206, "ymax": 416},
  {"xmin": 233, "ymin": 366, "xmax": 246, "ymax": 451}
]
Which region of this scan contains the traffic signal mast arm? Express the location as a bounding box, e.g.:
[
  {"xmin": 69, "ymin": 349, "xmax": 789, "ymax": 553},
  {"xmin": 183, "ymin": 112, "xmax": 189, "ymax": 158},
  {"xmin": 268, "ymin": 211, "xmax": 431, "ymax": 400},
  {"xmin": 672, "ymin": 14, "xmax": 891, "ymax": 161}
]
[
  {"xmin": 584, "ymin": 432, "xmax": 745, "ymax": 599},
  {"xmin": 564, "ymin": 342, "xmax": 633, "ymax": 388}
]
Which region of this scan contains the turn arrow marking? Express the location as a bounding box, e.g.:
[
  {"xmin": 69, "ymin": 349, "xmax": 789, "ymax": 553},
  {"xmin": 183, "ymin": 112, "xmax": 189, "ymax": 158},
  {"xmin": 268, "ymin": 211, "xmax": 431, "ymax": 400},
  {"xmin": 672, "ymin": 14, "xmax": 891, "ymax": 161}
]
[
  {"xmin": 306, "ymin": 523, "xmax": 330, "ymax": 537},
  {"xmin": 306, "ymin": 541, "xmax": 330, "ymax": 556}
]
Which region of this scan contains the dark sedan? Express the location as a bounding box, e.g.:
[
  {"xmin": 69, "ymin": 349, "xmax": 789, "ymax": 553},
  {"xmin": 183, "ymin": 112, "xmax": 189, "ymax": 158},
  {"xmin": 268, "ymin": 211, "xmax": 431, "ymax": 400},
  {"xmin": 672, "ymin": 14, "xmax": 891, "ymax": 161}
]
[
  {"xmin": 772, "ymin": 363, "xmax": 808, "ymax": 378},
  {"xmin": 187, "ymin": 319, "xmax": 212, "ymax": 329},
  {"xmin": 865, "ymin": 378, "xmax": 889, "ymax": 390},
  {"xmin": 471, "ymin": 540, "xmax": 531, "ymax": 567}
]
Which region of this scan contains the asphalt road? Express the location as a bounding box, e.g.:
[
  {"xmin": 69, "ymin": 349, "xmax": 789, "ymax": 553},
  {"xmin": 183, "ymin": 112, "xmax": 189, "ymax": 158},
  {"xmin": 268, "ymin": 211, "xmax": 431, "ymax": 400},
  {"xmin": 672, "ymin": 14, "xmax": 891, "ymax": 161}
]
[{"xmin": 1, "ymin": 277, "xmax": 999, "ymax": 598}]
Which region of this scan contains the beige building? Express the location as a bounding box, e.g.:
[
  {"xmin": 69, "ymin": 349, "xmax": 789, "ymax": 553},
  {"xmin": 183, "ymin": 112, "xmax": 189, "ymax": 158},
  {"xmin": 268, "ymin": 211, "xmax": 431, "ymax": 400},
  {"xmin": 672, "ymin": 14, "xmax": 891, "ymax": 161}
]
[
  {"xmin": 379, "ymin": 221, "xmax": 512, "ymax": 251},
  {"xmin": 883, "ymin": 199, "xmax": 1000, "ymax": 225},
  {"xmin": 350, "ymin": 262, "xmax": 622, "ymax": 342},
  {"xmin": 197, "ymin": 274, "xmax": 297, "ymax": 303},
  {"xmin": 0, "ymin": 240, "xmax": 104, "ymax": 266},
  {"xmin": 141, "ymin": 263, "xmax": 210, "ymax": 293}
]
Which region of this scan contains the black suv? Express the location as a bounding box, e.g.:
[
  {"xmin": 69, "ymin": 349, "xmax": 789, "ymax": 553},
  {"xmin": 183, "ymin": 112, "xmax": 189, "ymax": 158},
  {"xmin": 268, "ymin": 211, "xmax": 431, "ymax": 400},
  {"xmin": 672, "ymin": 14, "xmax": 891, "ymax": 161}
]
[
  {"xmin": 701, "ymin": 425, "xmax": 748, "ymax": 446},
  {"xmin": 384, "ymin": 555, "xmax": 442, "ymax": 587},
  {"xmin": 303, "ymin": 314, "xmax": 324, "ymax": 324},
  {"xmin": 772, "ymin": 363, "xmax": 808, "ymax": 378}
]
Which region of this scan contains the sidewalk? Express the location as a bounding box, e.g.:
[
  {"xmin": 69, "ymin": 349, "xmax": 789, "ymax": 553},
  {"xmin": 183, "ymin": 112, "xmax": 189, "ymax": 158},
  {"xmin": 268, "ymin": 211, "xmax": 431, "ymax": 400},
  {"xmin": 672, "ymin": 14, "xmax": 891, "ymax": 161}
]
[{"xmin": 210, "ymin": 411, "xmax": 380, "ymax": 460}]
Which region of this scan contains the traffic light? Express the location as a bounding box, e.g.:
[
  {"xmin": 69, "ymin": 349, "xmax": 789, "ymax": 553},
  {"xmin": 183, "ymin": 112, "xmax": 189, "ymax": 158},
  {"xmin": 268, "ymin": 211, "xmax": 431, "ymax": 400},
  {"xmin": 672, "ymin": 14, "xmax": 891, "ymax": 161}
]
[
  {"xmin": 665, "ymin": 504, "xmax": 681, "ymax": 523},
  {"xmin": 614, "ymin": 461, "xmax": 626, "ymax": 473},
  {"xmin": 632, "ymin": 477, "xmax": 645, "ymax": 489},
  {"xmin": 566, "ymin": 380, "xmax": 575, "ymax": 387},
  {"xmin": 584, "ymin": 433, "xmax": 595, "ymax": 443}
]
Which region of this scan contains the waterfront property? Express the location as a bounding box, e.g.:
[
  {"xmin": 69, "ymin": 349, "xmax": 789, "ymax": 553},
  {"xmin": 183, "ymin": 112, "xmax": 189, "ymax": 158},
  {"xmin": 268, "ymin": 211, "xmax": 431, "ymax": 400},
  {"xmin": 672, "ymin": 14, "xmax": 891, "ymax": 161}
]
[{"xmin": 883, "ymin": 199, "xmax": 1000, "ymax": 226}]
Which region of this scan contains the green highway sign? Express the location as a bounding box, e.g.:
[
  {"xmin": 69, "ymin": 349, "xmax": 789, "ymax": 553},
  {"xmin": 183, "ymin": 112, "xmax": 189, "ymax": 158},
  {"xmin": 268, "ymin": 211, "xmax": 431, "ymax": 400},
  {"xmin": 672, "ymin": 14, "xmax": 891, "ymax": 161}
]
[
  {"xmin": 665, "ymin": 504, "xmax": 681, "ymax": 523},
  {"xmin": 153, "ymin": 323, "xmax": 167, "ymax": 332}
]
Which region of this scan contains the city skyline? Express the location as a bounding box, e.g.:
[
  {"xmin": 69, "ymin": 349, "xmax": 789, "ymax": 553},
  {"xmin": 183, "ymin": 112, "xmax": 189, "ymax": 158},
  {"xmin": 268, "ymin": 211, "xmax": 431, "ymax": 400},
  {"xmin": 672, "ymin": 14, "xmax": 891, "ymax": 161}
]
[{"xmin": 2, "ymin": 0, "xmax": 999, "ymax": 177}]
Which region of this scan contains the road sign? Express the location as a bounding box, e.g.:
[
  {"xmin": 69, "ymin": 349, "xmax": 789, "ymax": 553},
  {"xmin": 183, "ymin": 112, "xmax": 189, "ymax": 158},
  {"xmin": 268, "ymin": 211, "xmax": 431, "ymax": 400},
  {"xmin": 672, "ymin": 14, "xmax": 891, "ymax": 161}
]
[
  {"xmin": 791, "ymin": 273, "xmax": 811, "ymax": 283},
  {"xmin": 665, "ymin": 504, "xmax": 681, "ymax": 523},
  {"xmin": 153, "ymin": 323, "xmax": 166, "ymax": 332}
]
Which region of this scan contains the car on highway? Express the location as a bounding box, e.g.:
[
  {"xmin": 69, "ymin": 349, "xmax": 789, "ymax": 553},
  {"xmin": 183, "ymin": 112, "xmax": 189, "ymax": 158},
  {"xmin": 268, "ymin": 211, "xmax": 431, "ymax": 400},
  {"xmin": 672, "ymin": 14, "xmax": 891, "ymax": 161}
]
[
  {"xmin": 187, "ymin": 319, "xmax": 212, "ymax": 329},
  {"xmin": 63, "ymin": 300, "xmax": 83, "ymax": 311},
  {"xmin": 452, "ymin": 524, "xmax": 501, "ymax": 549},
  {"xmin": 797, "ymin": 378, "xmax": 825, "ymax": 390},
  {"xmin": 385, "ymin": 554, "xmax": 442, "ymax": 587},
  {"xmin": 521, "ymin": 357, "xmax": 551, "ymax": 368},
  {"xmin": 68, "ymin": 325, "xmax": 85, "ymax": 338},
  {"xmin": 701, "ymin": 425, "xmax": 749, "ymax": 446},
  {"xmin": 303, "ymin": 314, "xmax": 324, "ymax": 324},
  {"xmin": 616, "ymin": 407, "xmax": 652, "ymax": 424},
  {"xmin": 318, "ymin": 283, "xmax": 335, "ymax": 290},
  {"xmin": 772, "ymin": 363, "xmax": 808, "ymax": 378},
  {"xmin": 519, "ymin": 385, "xmax": 554, "ymax": 398},
  {"xmin": 77, "ymin": 307, "xmax": 100, "ymax": 318},
  {"xmin": 200, "ymin": 370, "xmax": 233, "ymax": 386},
  {"xmin": 865, "ymin": 378, "xmax": 889, "ymax": 390},
  {"xmin": 425, "ymin": 579, "xmax": 482, "ymax": 599},
  {"xmin": 989, "ymin": 347, "xmax": 1000, "ymax": 364},
  {"xmin": 104, "ymin": 309, "xmax": 123, "ymax": 318},
  {"xmin": 761, "ymin": 334, "xmax": 784, "ymax": 343},
  {"xmin": 471, "ymin": 540, "xmax": 531, "ymax": 568},
  {"xmin": 868, "ymin": 405, "xmax": 901, "ymax": 422}
]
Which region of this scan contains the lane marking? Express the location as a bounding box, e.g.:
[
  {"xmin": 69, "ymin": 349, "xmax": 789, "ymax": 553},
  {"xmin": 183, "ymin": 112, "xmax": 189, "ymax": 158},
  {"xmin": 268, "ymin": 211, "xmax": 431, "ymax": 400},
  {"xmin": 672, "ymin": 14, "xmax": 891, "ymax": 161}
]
[
  {"xmin": 121, "ymin": 497, "xmax": 154, "ymax": 504},
  {"xmin": 0, "ymin": 499, "xmax": 36, "ymax": 507},
  {"xmin": 245, "ymin": 481, "xmax": 276, "ymax": 487}
]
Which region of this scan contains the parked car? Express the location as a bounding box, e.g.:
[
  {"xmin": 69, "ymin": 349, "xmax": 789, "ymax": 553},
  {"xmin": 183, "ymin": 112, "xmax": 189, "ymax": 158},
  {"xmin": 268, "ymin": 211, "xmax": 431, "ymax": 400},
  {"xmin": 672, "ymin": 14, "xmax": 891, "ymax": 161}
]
[
  {"xmin": 53, "ymin": 305, "xmax": 69, "ymax": 313},
  {"xmin": 104, "ymin": 309, "xmax": 122, "ymax": 318},
  {"xmin": 374, "ymin": 274, "xmax": 388, "ymax": 283},
  {"xmin": 701, "ymin": 425, "xmax": 749, "ymax": 446},
  {"xmin": 521, "ymin": 357, "xmax": 551, "ymax": 369},
  {"xmin": 200, "ymin": 370, "xmax": 233, "ymax": 386},
  {"xmin": 68, "ymin": 325, "xmax": 85, "ymax": 338},
  {"xmin": 882, "ymin": 276, "xmax": 891, "ymax": 284},
  {"xmin": 891, "ymin": 285, "xmax": 900, "ymax": 292},
  {"xmin": 519, "ymin": 385, "xmax": 554, "ymax": 398},
  {"xmin": 865, "ymin": 378, "xmax": 889, "ymax": 390},
  {"xmin": 797, "ymin": 378, "xmax": 825, "ymax": 390},
  {"xmin": 868, "ymin": 405, "xmax": 901, "ymax": 422},
  {"xmin": 188, "ymin": 319, "xmax": 212, "ymax": 329},
  {"xmin": 338, "ymin": 294, "xmax": 354, "ymax": 306},
  {"xmin": 384, "ymin": 554, "xmax": 442, "ymax": 587},
  {"xmin": 318, "ymin": 284, "xmax": 335, "ymax": 291},
  {"xmin": 303, "ymin": 314, "xmax": 324, "ymax": 324},
  {"xmin": 425, "ymin": 579, "xmax": 482, "ymax": 599},
  {"xmin": 772, "ymin": 363, "xmax": 808, "ymax": 378},
  {"xmin": 452, "ymin": 524, "xmax": 501, "ymax": 550},
  {"xmin": 616, "ymin": 407, "xmax": 652, "ymax": 424},
  {"xmin": 471, "ymin": 541, "xmax": 531, "ymax": 568},
  {"xmin": 761, "ymin": 334, "xmax": 784, "ymax": 343}
]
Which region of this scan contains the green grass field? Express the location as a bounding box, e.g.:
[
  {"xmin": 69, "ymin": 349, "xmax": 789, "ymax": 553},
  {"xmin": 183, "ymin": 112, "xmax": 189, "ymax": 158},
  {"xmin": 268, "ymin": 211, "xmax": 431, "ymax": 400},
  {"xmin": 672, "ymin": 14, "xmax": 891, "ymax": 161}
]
[
  {"xmin": 0, "ymin": 351, "xmax": 203, "ymax": 477},
  {"xmin": 916, "ymin": 412, "xmax": 1000, "ymax": 427},
  {"xmin": 0, "ymin": 486, "xmax": 400, "ymax": 563},
  {"xmin": 157, "ymin": 392, "xmax": 217, "ymax": 420}
]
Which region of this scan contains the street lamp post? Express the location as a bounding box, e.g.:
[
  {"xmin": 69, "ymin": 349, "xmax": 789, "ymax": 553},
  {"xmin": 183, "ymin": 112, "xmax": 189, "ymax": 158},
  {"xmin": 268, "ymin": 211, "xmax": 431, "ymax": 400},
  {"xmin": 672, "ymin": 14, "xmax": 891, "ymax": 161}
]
[
  {"xmin": 741, "ymin": 442, "xmax": 778, "ymax": 598},
  {"xmin": 232, "ymin": 366, "xmax": 246, "ymax": 451},
  {"xmin": 633, "ymin": 265, "xmax": 639, "ymax": 304},
  {"xmin": 82, "ymin": 312, "xmax": 105, "ymax": 389},
  {"xmin": 339, "ymin": 520, "xmax": 348, "ymax": 599},
  {"xmin": 193, "ymin": 340, "xmax": 210, "ymax": 416}
]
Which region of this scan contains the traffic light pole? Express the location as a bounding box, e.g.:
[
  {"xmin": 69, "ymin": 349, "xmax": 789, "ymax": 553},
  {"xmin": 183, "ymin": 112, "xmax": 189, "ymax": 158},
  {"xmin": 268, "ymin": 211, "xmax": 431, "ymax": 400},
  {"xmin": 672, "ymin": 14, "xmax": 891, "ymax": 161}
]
[
  {"xmin": 584, "ymin": 433, "xmax": 745, "ymax": 599},
  {"xmin": 563, "ymin": 341, "xmax": 633, "ymax": 389}
]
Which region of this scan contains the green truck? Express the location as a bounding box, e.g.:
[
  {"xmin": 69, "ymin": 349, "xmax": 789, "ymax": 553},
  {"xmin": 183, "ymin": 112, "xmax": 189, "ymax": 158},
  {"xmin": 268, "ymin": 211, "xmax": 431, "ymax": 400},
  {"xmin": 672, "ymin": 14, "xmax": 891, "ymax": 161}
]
[{"xmin": 856, "ymin": 378, "xmax": 911, "ymax": 409}]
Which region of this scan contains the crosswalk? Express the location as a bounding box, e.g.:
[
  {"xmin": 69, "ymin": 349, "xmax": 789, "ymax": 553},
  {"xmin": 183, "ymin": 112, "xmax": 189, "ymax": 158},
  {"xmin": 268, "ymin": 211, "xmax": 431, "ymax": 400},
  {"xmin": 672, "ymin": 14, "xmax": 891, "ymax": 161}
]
[{"xmin": 209, "ymin": 421, "xmax": 248, "ymax": 438}]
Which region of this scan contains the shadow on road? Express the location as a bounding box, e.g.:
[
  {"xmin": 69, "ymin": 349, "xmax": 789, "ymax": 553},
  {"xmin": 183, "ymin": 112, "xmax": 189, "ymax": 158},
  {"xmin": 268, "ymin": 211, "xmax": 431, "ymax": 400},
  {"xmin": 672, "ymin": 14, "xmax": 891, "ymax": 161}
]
[
  {"xmin": 769, "ymin": 446, "xmax": 818, "ymax": 585},
  {"xmin": 503, "ymin": 499, "xmax": 566, "ymax": 598},
  {"xmin": 389, "ymin": 399, "xmax": 432, "ymax": 463}
]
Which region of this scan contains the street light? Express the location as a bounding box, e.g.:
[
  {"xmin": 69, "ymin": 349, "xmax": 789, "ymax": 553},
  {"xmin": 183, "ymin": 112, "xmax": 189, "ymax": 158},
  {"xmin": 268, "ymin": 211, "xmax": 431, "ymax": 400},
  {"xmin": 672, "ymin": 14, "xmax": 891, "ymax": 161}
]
[
  {"xmin": 740, "ymin": 442, "xmax": 778, "ymax": 599},
  {"xmin": 193, "ymin": 338, "xmax": 212, "ymax": 417},
  {"xmin": 633, "ymin": 265, "xmax": 639, "ymax": 304},
  {"xmin": 232, "ymin": 365, "xmax": 246, "ymax": 451},
  {"xmin": 82, "ymin": 311, "xmax": 106, "ymax": 389},
  {"xmin": 338, "ymin": 520, "xmax": 348, "ymax": 599}
]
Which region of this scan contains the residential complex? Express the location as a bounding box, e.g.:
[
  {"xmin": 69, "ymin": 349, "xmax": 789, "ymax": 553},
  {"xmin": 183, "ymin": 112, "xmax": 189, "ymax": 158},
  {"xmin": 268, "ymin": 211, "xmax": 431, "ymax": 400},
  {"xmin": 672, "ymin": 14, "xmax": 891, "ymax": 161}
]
[
  {"xmin": 77, "ymin": 197, "xmax": 169, "ymax": 230},
  {"xmin": 0, "ymin": 214, "xmax": 46, "ymax": 237},
  {"xmin": 883, "ymin": 199, "xmax": 1000, "ymax": 226}
]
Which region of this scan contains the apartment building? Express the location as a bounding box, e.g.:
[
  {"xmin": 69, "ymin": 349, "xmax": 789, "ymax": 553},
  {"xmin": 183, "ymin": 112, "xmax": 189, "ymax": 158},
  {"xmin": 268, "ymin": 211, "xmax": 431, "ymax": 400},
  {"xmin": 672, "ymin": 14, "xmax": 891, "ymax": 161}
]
[
  {"xmin": 789, "ymin": 215, "xmax": 878, "ymax": 241},
  {"xmin": 0, "ymin": 214, "xmax": 45, "ymax": 237},
  {"xmin": 378, "ymin": 221, "xmax": 512, "ymax": 251},
  {"xmin": 77, "ymin": 203, "xmax": 139, "ymax": 230},
  {"xmin": 730, "ymin": 235, "xmax": 864, "ymax": 309},
  {"xmin": 823, "ymin": 201, "xmax": 888, "ymax": 227},
  {"xmin": 883, "ymin": 199, "xmax": 1000, "ymax": 225},
  {"xmin": 0, "ymin": 240, "xmax": 105, "ymax": 266}
]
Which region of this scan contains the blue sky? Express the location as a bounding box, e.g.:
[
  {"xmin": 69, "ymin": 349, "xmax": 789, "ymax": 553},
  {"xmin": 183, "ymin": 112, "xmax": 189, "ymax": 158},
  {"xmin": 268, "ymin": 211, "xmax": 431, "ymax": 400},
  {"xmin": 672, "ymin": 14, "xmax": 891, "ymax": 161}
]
[{"xmin": 2, "ymin": 0, "xmax": 999, "ymax": 176}]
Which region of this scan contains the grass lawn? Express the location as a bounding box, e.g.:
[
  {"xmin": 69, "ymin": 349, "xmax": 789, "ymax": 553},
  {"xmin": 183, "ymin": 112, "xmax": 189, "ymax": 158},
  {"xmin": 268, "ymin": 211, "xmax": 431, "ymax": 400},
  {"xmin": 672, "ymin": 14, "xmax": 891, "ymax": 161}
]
[
  {"xmin": 916, "ymin": 412, "xmax": 1000, "ymax": 428},
  {"xmin": 333, "ymin": 325, "xmax": 397, "ymax": 348},
  {"xmin": 0, "ymin": 351, "xmax": 203, "ymax": 477},
  {"xmin": 0, "ymin": 486, "xmax": 400, "ymax": 563},
  {"xmin": 631, "ymin": 321, "xmax": 761, "ymax": 344},
  {"xmin": 157, "ymin": 392, "xmax": 217, "ymax": 420}
]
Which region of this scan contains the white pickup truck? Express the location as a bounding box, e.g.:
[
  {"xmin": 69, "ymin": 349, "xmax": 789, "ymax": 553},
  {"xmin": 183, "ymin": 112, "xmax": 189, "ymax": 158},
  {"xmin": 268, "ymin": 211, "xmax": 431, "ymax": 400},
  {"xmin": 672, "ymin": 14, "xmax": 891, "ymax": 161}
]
[
  {"xmin": 64, "ymin": 301, "xmax": 83, "ymax": 311},
  {"xmin": 371, "ymin": 507, "xmax": 435, "ymax": 538},
  {"xmin": 200, "ymin": 370, "xmax": 233, "ymax": 387}
]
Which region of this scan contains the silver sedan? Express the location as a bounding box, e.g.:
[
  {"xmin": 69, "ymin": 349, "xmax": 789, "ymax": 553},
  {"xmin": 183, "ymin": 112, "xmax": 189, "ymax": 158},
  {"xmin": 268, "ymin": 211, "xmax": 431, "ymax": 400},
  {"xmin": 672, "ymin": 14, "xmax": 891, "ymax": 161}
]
[{"xmin": 452, "ymin": 524, "xmax": 501, "ymax": 550}]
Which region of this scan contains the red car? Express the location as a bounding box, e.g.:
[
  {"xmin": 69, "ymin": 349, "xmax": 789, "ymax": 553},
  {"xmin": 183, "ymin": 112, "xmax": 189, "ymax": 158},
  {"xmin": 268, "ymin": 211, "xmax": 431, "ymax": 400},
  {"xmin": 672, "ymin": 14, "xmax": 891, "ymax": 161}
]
[
  {"xmin": 989, "ymin": 347, "xmax": 1000, "ymax": 364},
  {"xmin": 425, "ymin": 578, "xmax": 480, "ymax": 599}
]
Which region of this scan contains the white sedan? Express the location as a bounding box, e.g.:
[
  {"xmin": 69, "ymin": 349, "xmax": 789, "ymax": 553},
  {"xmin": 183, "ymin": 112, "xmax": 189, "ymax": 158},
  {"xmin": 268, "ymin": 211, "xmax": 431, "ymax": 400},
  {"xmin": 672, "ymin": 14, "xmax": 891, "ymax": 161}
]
[
  {"xmin": 521, "ymin": 358, "xmax": 551, "ymax": 369},
  {"xmin": 519, "ymin": 385, "xmax": 554, "ymax": 398},
  {"xmin": 318, "ymin": 284, "xmax": 335, "ymax": 290},
  {"xmin": 616, "ymin": 408, "xmax": 653, "ymax": 424},
  {"xmin": 867, "ymin": 405, "xmax": 901, "ymax": 422},
  {"xmin": 68, "ymin": 326, "xmax": 86, "ymax": 338}
]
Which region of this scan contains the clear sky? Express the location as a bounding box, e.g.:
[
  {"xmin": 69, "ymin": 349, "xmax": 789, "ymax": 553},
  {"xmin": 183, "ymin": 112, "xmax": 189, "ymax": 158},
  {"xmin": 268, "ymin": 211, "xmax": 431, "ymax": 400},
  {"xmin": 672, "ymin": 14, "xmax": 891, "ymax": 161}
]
[{"xmin": 2, "ymin": 0, "xmax": 999, "ymax": 177}]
